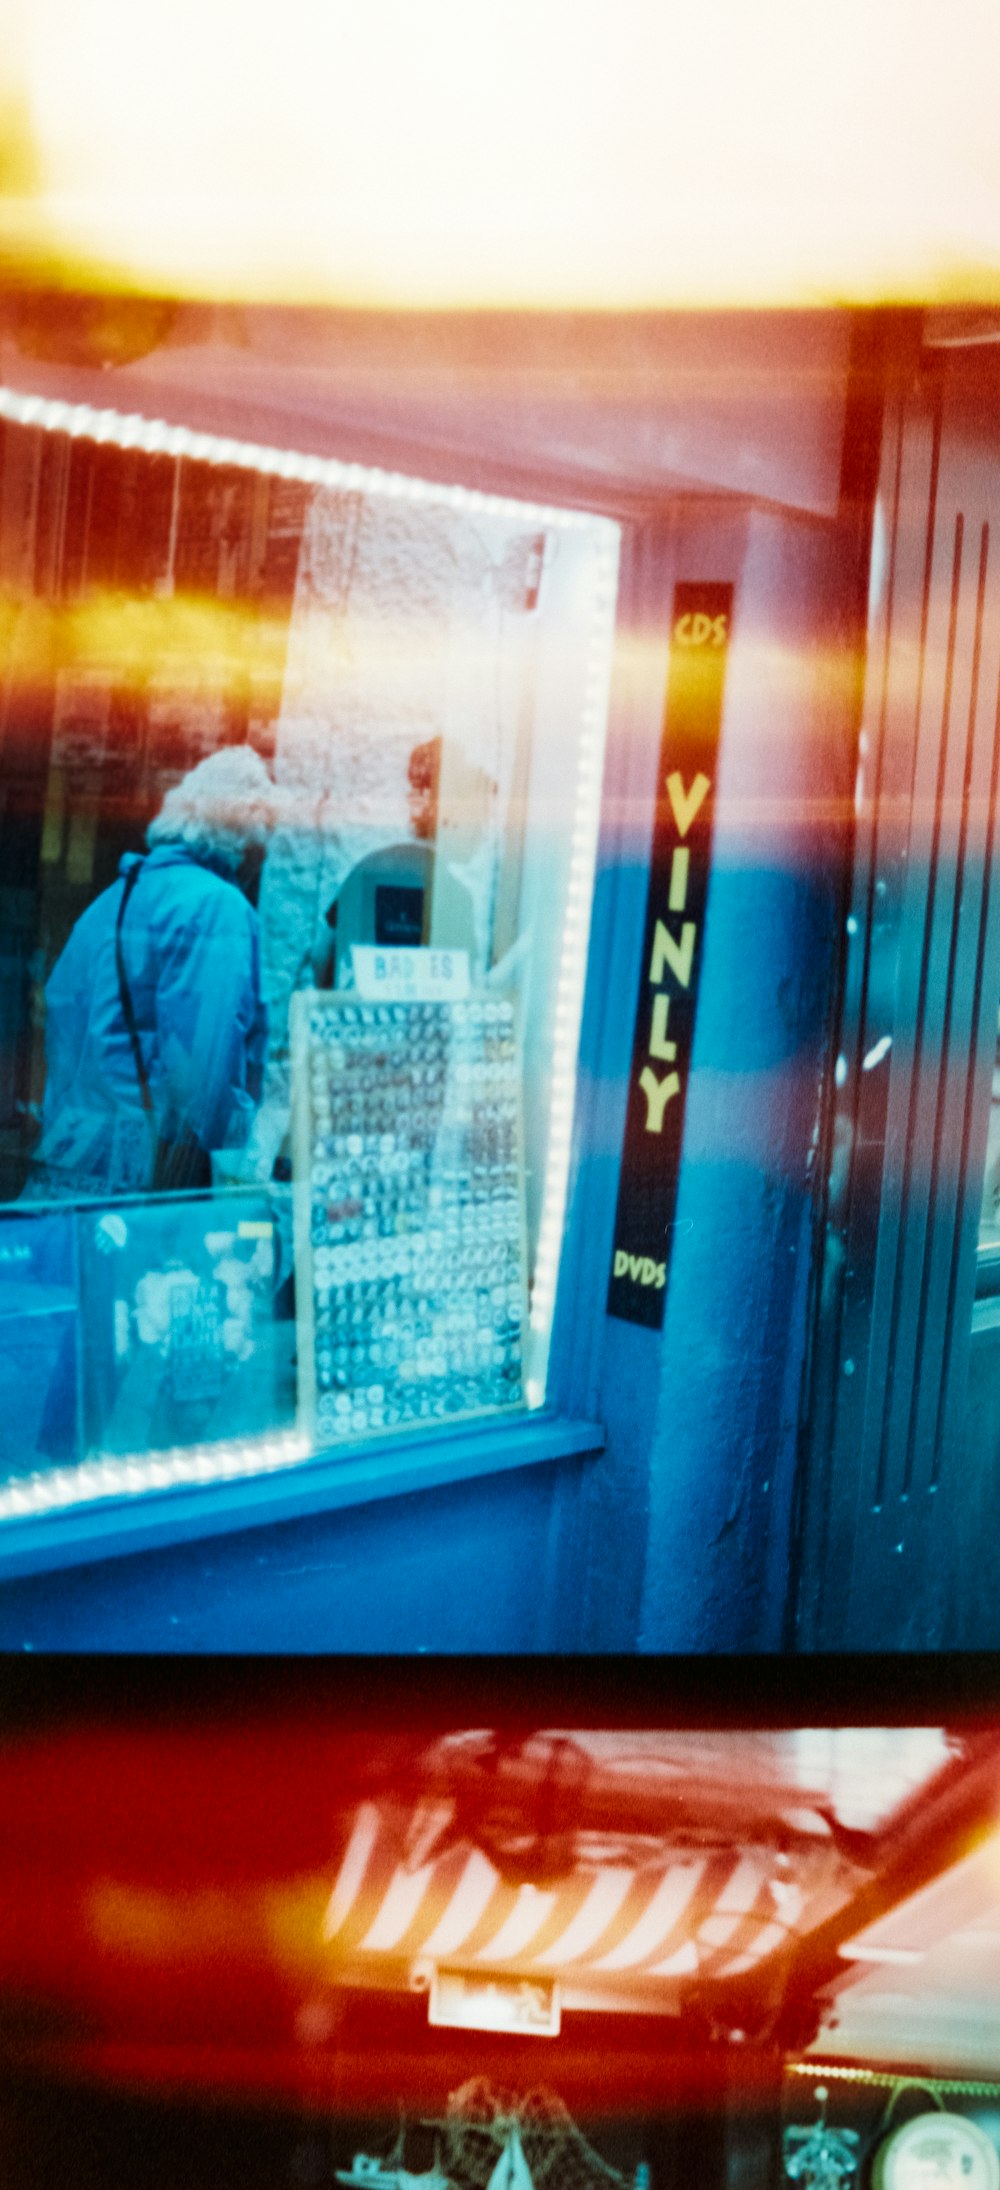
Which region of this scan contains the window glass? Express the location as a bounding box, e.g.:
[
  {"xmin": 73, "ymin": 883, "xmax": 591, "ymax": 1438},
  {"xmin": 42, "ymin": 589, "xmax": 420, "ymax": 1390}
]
[
  {"xmin": 977, "ymin": 1005, "xmax": 1000, "ymax": 1299},
  {"xmin": 0, "ymin": 395, "xmax": 619, "ymax": 1518}
]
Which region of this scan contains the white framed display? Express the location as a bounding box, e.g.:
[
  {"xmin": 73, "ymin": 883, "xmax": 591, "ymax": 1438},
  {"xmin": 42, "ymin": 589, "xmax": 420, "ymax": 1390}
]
[
  {"xmin": 291, "ymin": 989, "xmax": 528, "ymax": 1442},
  {"xmin": 873, "ymin": 2115, "xmax": 1000, "ymax": 2190}
]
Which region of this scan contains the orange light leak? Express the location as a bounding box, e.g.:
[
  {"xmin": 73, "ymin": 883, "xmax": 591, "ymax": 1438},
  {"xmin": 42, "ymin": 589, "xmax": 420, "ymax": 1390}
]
[
  {"xmin": 0, "ymin": 0, "xmax": 999, "ymax": 306},
  {"xmin": 0, "ymin": 1698, "xmax": 982, "ymax": 2119},
  {"xmin": 0, "ymin": 582, "xmax": 979, "ymax": 853},
  {"xmin": 0, "ymin": 590, "xmax": 873, "ymax": 853},
  {"xmin": 0, "ymin": 585, "xmax": 287, "ymax": 691}
]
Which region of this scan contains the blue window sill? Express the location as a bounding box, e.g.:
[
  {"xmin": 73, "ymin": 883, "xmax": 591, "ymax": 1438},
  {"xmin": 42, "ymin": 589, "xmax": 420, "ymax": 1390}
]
[{"xmin": 0, "ymin": 1412, "xmax": 605, "ymax": 1581}]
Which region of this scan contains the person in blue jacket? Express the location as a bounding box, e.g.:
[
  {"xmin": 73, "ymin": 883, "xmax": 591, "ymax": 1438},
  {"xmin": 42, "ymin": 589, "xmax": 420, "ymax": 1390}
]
[{"xmin": 30, "ymin": 745, "xmax": 278, "ymax": 1199}]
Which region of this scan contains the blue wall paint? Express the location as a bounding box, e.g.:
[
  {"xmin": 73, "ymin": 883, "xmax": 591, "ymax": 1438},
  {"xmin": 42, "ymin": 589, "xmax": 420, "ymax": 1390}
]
[
  {"xmin": 570, "ymin": 507, "xmax": 855, "ymax": 1652},
  {"xmin": 0, "ymin": 1455, "xmax": 585, "ymax": 1652}
]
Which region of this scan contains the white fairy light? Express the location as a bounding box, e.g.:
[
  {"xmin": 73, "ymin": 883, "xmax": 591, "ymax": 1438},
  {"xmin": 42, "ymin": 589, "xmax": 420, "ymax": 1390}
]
[
  {"xmin": 0, "ymin": 1430, "xmax": 311, "ymax": 1524},
  {"xmin": 523, "ymin": 523, "xmax": 619, "ymax": 1394},
  {"xmin": 0, "ymin": 383, "xmax": 622, "ymax": 543}
]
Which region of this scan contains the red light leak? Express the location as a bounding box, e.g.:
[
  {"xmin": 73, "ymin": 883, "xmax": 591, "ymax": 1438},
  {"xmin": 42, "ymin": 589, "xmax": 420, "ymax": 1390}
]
[{"xmin": 0, "ymin": 1683, "xmax": 995, "ymax": 2113}]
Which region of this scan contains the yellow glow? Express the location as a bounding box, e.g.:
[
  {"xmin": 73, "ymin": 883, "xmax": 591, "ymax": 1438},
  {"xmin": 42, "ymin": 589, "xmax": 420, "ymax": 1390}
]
[
  {"xmin": 87, "ymin": 1875, "xmax": 334, "ymax": 1977},
  {"xmin": 0, "ymin": 583, "xmax": 864, "ymax": 762},
  {"xmin": 0, "ymin": 0, "xmax": 998, "ymax": 306},
  {"xmin": 0, "ymin": 587, "xmax": 287, "ymax": 702}
]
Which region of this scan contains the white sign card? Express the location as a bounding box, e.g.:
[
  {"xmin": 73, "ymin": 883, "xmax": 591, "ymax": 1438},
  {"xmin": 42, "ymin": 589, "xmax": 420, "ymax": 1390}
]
[
  {"xmin": 428, "ymin": 1966, "xmax": 561, "ymax": 2036},
  {"xmin": 351, "ymin": 945, "xmax": 470, "ymax": 1002}
]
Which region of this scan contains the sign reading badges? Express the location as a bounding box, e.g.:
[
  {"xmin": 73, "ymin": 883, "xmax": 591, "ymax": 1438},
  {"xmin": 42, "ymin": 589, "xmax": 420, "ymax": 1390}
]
[
  {"xmin": 290, "ymin": 991, "xmax": 528, "ymax": 1442},
  {"xmin": 607, "ymin": 581, "xmax": 732, "ymax": 1329},
  {"xmin": 351, "ymin": 944, "xmax": 470, "ymax": 1003}
]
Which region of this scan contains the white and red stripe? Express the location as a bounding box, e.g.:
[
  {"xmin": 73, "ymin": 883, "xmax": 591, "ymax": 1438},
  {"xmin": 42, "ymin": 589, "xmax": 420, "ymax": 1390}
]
[{"xmin": 320, "ymin": 1810, "xmax": 831, "ymax": 1986}]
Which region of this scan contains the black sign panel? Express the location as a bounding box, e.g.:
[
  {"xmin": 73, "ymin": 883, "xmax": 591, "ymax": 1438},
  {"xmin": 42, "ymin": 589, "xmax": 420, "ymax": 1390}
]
[{"xmin": 607, "ymin": 582, "xmax": 732, "ymax": 1329}]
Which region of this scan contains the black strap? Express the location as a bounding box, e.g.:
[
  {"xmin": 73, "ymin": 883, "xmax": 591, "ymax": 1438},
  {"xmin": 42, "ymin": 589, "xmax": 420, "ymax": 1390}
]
[{"xmin": 115, "ymin": 863, "xmax": 155, "ymax": 1124}]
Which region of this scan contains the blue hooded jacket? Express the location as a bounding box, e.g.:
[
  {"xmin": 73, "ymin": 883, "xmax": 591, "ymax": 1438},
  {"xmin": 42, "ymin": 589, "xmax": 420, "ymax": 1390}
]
[{"xmin": 36, "ymin": 844, "xmax": 267, "ymax": 1192}]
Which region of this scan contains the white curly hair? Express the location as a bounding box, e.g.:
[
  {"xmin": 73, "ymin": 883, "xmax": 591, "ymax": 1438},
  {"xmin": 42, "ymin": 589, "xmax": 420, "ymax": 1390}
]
[{"xmin": 147, "ymin": 746, "xmax": 279, "ymax": 874}]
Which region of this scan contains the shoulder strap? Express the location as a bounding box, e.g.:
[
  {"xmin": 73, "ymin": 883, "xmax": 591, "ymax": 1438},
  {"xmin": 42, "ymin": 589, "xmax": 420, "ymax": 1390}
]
[{"xmin": 115, "ymin": 864, "xmax": 155, "ymax": 1122}]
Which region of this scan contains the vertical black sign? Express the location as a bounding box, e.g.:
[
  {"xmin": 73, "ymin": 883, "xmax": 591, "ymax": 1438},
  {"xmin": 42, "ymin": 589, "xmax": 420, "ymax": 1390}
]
[{"xmin": 607, "ymin": 582, "xmax": 732, "ymax": 1328}]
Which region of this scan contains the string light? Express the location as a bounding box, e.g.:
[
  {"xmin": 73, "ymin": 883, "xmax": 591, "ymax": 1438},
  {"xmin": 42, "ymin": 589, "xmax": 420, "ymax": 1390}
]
[
  {"xmin": 0, "ymin": 382, "xmax": 605, "ymax": 532},
  {"xmin": 0, "ymin": 1431, "xmax": 311, "ymax": 1522},
  {"xmin": 527, "ymin": 525, "xmax": 619, "ymax": 1382},
  {"xmin": 789, "ymin": 2064, "xmax": 1000, "ymax": 2099}
]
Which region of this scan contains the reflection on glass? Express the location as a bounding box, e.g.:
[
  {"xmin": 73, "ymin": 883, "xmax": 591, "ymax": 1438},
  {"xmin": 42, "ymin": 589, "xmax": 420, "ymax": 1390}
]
[
  {"xmin": 0, "ymin": 398, "xmax": 618, "ymax": 1514},
  {"xmin": 977, "ymin": 1005, "xmax": 1000, "ymax": 1295}
]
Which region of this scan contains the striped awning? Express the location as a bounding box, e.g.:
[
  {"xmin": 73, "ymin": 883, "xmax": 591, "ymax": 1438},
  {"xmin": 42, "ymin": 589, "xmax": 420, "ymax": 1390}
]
[{"xmin": 321, "ymin": 1804, "xmax": 854, "ymax": 1988}]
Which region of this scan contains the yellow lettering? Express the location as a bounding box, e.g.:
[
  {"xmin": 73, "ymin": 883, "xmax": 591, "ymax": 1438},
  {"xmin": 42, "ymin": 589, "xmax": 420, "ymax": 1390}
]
[
  {"xmin": 649, "ymin": 992, "xmax": 676, "ymax": 1062},
  {"xmin": 668, "ymin": 845, "xmax": 689, "ymax": 912},
  {"xmin": 639, "ymin": 1065, "xmax": 680, "ymax": 1132},
  {"xmin": 674, "ymin": 610, "xmax": 727, "ymax": 648},
  {"xmin": 675, "ymin": 611, "xmax": 716, "ymax": 646},
  {"xmin": 666, "ymin": 772, "xmax": 711, "ymax": 838},
  {"xmin": 650, "ymin": 919, "xmax": 696, "ymax": 989}
]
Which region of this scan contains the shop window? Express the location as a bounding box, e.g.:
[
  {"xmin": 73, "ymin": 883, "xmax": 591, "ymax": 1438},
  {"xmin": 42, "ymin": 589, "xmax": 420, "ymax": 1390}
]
[{"xmin": 0, "ymin": 389, "xmax": 619, "ymax": 1522}]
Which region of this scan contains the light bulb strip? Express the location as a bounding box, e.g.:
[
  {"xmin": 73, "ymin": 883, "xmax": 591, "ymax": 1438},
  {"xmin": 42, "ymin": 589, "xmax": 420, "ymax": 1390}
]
[
  {"xmin": 0, "ymin": 1431, "xmax": 311, "ymax": 1523},
  {"xmin": 526, "ymin": 527, "xmax": 619, "ymax": 1379},
  {"xmin": 788, "ymin": 2063, "xmax": 1000, "ymax": 2099},
  {"xmin": 0, "ymin": 382, "xmax": 620, "ymax": 539}
]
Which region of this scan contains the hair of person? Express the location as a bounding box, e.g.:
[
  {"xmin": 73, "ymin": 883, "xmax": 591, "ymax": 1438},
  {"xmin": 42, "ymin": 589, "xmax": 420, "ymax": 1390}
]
[
  {"xmin": 407, "ymin": 736, "xmax": 497, "ymax": 807},
  {"xmin": 147, "ymin": 746, "xmax": 278, "ymax": 873},
  {"xmin": 407, "ymin": 736, "xmax": 442, "ymax": 794}
]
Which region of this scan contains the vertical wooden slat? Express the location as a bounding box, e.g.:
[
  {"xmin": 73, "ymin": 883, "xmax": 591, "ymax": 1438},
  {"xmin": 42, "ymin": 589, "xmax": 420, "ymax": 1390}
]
[
  {"xmin": 908, "ymin": 520, "xmax": 992, "ymax": 1495},
  {"xmin": 798, "ymin": 346, "xmax": 1000, "ymax": 1647},
  {"xmin": 793, "ymin": 370, "xmax": 937, "ymax": 1643}
]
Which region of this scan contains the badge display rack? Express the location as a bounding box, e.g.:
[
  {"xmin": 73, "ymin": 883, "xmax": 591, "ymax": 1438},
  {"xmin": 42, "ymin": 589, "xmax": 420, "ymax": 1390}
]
[{"xmin": 290, "ymin": 991, "xmax": 528, "ymax": 1443}]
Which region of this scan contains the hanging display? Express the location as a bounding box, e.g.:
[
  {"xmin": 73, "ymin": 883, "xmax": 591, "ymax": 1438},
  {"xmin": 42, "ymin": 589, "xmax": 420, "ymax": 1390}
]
[{"xmin": 784, "ymin": 2089, "xmax": 860, "ymax": 2190}]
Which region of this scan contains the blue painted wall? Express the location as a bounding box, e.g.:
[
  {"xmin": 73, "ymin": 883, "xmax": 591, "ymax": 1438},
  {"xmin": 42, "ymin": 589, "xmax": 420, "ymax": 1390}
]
[
  {"xmin": 0, "ymin": 1453, "xmax": 585, "ymax": 1652},
  {"xmin": 569, "ymin": 506, "xmax": 857, "ymax": 1652}
]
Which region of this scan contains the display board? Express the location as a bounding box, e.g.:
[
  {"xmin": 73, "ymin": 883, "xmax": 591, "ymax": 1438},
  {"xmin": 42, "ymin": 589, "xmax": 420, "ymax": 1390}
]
[
  {"xmin": 291, "ymin": 991, "xmax": 527, "ymax": 1442},
  {"xmin": 75, "ymin": 1190, "xmax": 294, "ymax": 1458}
]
